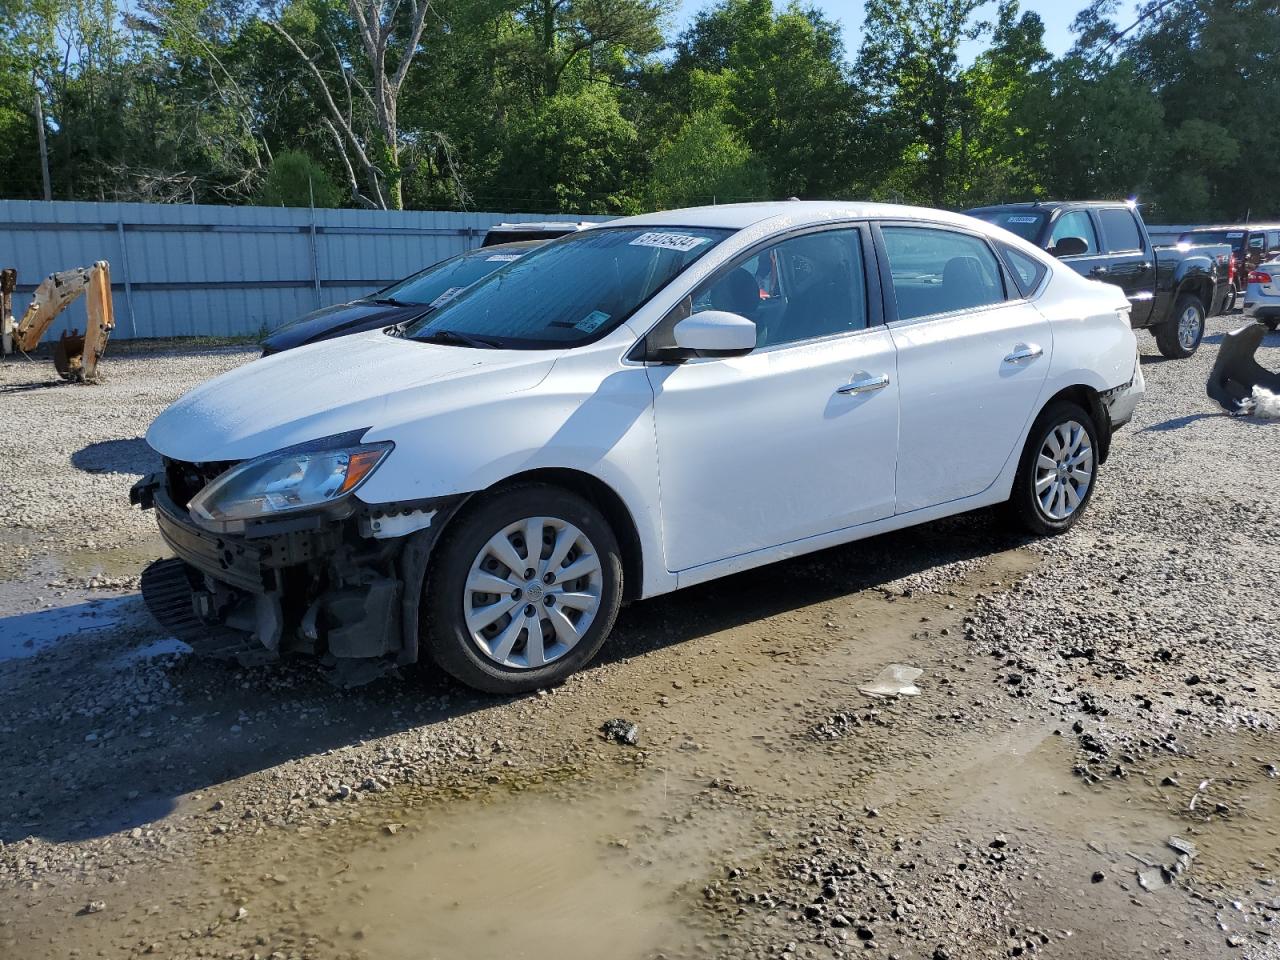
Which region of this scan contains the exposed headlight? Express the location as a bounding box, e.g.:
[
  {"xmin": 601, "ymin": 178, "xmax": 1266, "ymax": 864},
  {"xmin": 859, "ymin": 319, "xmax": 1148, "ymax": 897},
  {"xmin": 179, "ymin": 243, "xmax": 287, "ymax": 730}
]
[{"xmin": 188, "ymin": 437, "xmax": 393, "ymax": 533}]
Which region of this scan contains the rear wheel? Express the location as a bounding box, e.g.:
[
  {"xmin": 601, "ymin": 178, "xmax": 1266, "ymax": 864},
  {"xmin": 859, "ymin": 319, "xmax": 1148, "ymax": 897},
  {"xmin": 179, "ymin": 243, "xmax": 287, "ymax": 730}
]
[
  {"xmin": 1006, "ymin": 400, "xmax": 1099, "ymax": 536},
  {"xmin": 423, "ymin": 484, "xmax": 623, "ymax": 694},
  {"xmin": 1156, "ymin": 295, "xmax": 1205, "ymax": 358}
]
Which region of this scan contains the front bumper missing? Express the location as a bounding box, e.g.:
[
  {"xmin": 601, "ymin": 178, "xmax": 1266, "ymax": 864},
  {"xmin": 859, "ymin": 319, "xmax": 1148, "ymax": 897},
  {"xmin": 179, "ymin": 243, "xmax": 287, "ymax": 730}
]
[{"xmin": 130, "ymin": 472, "xmax": 460, "ymax": 674}]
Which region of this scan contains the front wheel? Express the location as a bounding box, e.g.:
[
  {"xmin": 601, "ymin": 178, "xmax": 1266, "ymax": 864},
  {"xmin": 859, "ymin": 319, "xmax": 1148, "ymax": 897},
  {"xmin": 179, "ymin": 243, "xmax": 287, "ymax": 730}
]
[
  {"xmin": 1005, "ymin": 401, "xmax": 1099, "ymax": 536},
  {"xmin": 1155, "ymin": 295, "xmax": 1205, "ymax": 359},
  {"xmin": 423, "ymin": 483, "xmax": 623, "ymax": 694}
]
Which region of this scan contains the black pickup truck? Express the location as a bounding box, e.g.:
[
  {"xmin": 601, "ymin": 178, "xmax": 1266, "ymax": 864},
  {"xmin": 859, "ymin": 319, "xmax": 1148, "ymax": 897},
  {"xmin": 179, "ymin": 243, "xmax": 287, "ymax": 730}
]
[{"xmin": 965, "ymin": 200, "xmax": 1232, "ymax": 358}]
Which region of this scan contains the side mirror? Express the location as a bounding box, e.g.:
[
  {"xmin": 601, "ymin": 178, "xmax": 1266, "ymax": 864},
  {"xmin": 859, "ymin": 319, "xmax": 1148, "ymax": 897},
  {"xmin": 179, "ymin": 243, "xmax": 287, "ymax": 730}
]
[
  {"xmin": 671, "ymin": 310, "xmax": 756, "ymax": 359},
  {"xmin": 1050, "ymin": 236, "xmax": 1088, "ymax": 258}
]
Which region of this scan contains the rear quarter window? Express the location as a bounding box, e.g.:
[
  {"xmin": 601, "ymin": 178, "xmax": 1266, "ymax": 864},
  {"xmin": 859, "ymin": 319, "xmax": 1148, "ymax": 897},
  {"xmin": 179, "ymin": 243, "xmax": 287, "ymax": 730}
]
[{"xmin": 998, "ymin": 244, "xmax": 1048, "ymax": 297}]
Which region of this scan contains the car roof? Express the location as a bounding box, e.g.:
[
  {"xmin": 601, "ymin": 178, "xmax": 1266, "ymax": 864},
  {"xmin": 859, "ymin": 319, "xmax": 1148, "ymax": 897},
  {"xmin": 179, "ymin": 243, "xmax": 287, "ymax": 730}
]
[
  {"xmin": 598, "ymin": 200, "xmax": 1009, "ymax": 233},
  {"xmin": 461, "ymin": 239, "xmax": 544, "ymax": 255},
  {"xmin": 966, "ymin": 200, "xmax": 1134, "ymax": 214},
  {"xmin": 486, "ymin": 221, "xmax": 593, "ymax": 232}
]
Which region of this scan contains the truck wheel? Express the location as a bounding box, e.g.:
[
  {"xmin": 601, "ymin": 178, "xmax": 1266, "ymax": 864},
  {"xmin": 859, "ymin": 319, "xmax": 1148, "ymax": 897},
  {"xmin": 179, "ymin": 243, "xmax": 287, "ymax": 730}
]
[
  {"xmin": 422, "ymin": 483, "xmax": 623, "ymax": 694},
  {"xmin": 1005, "ymin": 400, "xmax": 1099, "ymax": 537},
  {"xmin": 1156, "ymin": 295, "xmax": 1205, "ymax": 358}
]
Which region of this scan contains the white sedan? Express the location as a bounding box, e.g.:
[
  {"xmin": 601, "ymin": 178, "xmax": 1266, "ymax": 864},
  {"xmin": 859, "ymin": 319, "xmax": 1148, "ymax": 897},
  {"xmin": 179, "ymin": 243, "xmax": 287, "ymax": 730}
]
[{"xmin": 136, "ymin": 202, "xmax": 1145, "ymax": 693}]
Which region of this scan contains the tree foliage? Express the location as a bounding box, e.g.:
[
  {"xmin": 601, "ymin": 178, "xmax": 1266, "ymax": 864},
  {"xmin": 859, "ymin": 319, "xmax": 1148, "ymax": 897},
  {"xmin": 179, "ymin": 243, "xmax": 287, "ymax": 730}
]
[{"xmin": 0, "ymin": 0, "xmax": 1275, "ymax": 222}]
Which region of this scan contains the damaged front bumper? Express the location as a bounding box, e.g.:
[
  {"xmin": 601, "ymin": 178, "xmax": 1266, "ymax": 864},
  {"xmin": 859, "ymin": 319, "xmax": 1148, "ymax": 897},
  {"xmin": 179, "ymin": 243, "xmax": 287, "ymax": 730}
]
[{"xmin": 130, "ymin": 470, "xmax": 461, "ymax": 672}]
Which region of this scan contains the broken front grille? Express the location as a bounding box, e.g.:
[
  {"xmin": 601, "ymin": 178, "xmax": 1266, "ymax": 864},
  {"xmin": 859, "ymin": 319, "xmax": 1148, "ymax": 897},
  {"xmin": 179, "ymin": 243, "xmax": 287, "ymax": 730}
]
[{"xmin": 163, "ymin": 457, "xmax": 235, "ymax": 508}]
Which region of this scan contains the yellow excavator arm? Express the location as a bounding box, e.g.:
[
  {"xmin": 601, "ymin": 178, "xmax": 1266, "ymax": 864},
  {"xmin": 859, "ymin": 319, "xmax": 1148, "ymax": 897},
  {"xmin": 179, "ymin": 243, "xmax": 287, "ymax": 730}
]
[{"xmin": 4, "ymin": 260, "xmax": 115, "ymax": 380}]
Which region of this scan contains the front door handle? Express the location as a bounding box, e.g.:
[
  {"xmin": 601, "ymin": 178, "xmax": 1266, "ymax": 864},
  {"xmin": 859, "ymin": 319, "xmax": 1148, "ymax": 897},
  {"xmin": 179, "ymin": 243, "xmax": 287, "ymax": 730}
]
[
  {"xmin": 1004, "ymin": 343, "xmax": 1044, "ymax": 364},
  {"xmin": 1089, "ymin": 266, "xmax": 1109, "ymax": 277},
  {"xmin": 835, "ymin": 373, "xmax": 890, "ymax": 395}
]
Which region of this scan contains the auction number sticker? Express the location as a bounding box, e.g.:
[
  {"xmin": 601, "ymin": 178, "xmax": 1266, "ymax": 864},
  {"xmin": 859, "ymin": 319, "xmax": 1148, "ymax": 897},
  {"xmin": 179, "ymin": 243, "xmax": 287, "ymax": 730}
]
[
  {"xmin": 428, "ymin": 286, "xmax": 466, "ymax": 308},
  {"xmin": 575, "ymin": 310, "xmax": 611, "ymax": 333},
  {"xmin": 486, "ymin": 254, "xmax": 521, "ymax": 262},
  {"xmin": 1006, "ymin": 216, "xmax": 1039, "ymax": 224},
  {"xmin": 629, "ymin": 232, "xmax": 710, "ymax": 252}
]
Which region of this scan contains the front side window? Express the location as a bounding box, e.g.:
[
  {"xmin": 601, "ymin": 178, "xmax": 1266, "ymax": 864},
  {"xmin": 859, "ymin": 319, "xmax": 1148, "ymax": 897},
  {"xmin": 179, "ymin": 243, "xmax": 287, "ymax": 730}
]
[
  {"xmin": 691, "ymin": 229, "xmax": 868, "ymax": 349},
  {"xmin": 1097, "ymin": 208, "xmax": 1143, "ymax": 253},
  {"xmin": 881, "ymin": 226, "xmax": 1006, "ymax": 321},
  {"xmin": 1049, "ymin": 210, "xmax": 1100, "ymax": 255},
  {"xmin": 405, "ymin": 226, "xmax": 732, "ymax": 349}
]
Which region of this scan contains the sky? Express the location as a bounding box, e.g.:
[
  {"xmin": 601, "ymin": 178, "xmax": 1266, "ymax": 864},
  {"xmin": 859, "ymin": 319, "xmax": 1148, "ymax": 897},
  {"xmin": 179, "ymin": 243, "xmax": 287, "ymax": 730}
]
[{"xmin": 670, "ymin": 0, "xmax": 1095, "ymax": 60}]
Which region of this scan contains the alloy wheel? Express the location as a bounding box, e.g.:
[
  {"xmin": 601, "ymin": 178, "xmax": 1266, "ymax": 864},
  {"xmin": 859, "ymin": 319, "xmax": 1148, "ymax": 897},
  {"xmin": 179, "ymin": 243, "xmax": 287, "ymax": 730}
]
[
  {"xmin": 1178, "ymin": 305, "xmax": 1203, "ymax": 351},
  {"xmin": 1034, "ymin": 420, "xmax": 1094, "ymax": 521},
  {"xmin": 462, "ymin": 516, "xmax": 603, "ymax": 669}
]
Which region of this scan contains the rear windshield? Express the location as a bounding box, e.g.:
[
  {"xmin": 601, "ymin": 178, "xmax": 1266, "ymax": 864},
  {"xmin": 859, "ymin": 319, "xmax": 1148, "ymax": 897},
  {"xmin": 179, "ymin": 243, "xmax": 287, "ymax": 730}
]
[
  {"xmin": 375, "ymin": 248, "xmax": 530, "ymax": 306},
  {"xmin": 966, "ymin": 210, "xmax": 1046, "ymax": 242},
  {"xmin": 1172, "ymin": 229, "xmax": 1246, "ymax": 253},
  {"xmin": 406, "ymin": 226, "xmax": 733, "ymax": 349}
]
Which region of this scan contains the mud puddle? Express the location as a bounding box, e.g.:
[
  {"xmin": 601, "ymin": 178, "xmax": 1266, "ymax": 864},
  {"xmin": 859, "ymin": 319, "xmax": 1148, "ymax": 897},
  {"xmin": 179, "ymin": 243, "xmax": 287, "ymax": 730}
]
[{"xmin": 55, "ymin": 533, "xmax": 169, "ymax": 583}]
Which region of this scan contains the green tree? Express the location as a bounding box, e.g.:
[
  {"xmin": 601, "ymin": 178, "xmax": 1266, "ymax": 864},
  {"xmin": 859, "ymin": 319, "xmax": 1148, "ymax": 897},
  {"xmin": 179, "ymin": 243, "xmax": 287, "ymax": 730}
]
[
  {"xmin": 495, "ymin": 83, "xmax": 640, "ymax": 213},
  {"xmin": 648, "ymin": 105, "xmax": 768, "ymax": 208},
  {"xmin": 257, "ymin": 149, "xmax": 340, "ymax": 206}
]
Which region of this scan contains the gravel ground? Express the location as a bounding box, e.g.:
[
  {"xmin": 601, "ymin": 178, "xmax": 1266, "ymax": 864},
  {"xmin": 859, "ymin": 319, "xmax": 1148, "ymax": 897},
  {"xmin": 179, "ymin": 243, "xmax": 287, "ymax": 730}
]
[{"xmin": 0, "ymin": 321, "xmax": 1277, "ymax": 960}]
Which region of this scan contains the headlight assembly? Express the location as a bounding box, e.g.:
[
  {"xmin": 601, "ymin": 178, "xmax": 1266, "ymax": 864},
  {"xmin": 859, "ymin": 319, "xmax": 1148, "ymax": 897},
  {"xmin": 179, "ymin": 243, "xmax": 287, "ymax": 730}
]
[{"xmin": 188, "ymin": 436, "xmax": 393, "ymax": 533}]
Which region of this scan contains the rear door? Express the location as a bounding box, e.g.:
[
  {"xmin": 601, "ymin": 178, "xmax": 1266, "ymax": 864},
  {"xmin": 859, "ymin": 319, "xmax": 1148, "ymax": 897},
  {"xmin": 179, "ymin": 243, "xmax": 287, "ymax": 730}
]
[
  {"xmin": 1095, "ymin": 206, "xmax": 1156, "ymax": 326},
  {"xmin": 875, "ymin": 222, "xmax": 1051, "ymax": 514}
]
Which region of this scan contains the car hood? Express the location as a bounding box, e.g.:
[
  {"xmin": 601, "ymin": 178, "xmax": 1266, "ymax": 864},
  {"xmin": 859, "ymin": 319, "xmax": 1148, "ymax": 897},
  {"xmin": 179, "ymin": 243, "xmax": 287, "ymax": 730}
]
[
  {"xmin": 260, "ymin": 300, "xmax": 428, "ymax": 353},
  {"xmin": 147, "ymin": 331, "xmax": 557, "ymax": 463}
]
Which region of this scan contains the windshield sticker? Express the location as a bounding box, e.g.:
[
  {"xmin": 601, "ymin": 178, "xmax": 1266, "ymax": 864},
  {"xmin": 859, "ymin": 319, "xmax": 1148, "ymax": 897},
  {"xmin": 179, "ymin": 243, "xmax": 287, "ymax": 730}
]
[
  {"xmin": 575, "ymin": 310, "xmax": 611, "ymax": 333},
  {"xmin": 1006, "ymin": 216, "xmax": 1039, "ymax": 224},
  {"xmin": 1227, "ymin": 232, "xmax": 1244, "ymax": 238},
  {"xmin": 629, "ymin": 232, "xmax": 711, "ymax": 252},
  {"xmin": 428, "ymin": 286, "xmax": 465, "ymax": 308},
  {"xmin": 485, "ymin": 254, "xmax": 521, "ymax": 262}
]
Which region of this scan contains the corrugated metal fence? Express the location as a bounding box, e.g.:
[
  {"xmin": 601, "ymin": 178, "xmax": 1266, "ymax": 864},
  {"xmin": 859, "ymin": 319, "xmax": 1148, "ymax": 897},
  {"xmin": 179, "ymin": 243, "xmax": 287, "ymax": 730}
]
[{"xmin": 0, "ymin": 201, "xmax": 610, "ymax": 341}]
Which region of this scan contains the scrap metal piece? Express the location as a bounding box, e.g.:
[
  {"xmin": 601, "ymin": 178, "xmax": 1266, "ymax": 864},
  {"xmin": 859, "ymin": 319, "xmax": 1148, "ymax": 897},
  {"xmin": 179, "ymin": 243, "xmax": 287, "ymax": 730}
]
[{"xmin": 1207, "ymin": 321, "xmax": 1280, "ymax": 413}]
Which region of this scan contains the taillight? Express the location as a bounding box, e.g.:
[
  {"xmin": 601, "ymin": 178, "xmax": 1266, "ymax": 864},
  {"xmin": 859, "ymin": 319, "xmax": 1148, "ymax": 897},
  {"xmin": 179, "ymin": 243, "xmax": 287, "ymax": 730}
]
[
  {"xmin": 1228, "ymin": 256, "xmax": 1236, "ymax": 282},
  {"xmin": 1249, "ymin": 270, "xmax": 1273, "ymax": 284}
]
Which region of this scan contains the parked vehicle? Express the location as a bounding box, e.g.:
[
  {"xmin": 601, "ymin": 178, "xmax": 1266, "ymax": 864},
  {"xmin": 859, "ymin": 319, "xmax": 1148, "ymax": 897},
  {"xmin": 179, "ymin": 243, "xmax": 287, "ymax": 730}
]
[
  {"xmin": 966, "ymin": 201, "xmax": 1231, "ymax": 358},
  {"xmin": 1148, "ymin": 223, "xmax": 1280, "ymax": 304},
  {"xmin": 1243, "ymin": 258, "xmax": 1280, "ymax": 329},
  {"xmin": 133, "ymin": 202, "xmax": 1144, "ymax": 694},
  {"xmin": 480, "ymin": 220, "xmax": 595, "ymax": 247},
  {"xmin": 260, "ymin": 241, "xmax": 542, "ymax": 355}
]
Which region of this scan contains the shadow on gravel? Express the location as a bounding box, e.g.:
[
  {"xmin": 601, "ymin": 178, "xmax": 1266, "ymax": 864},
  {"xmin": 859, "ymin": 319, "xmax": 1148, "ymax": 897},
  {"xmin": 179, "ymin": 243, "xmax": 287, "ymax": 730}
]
[
  {"xmin": 71, "ymin": 437, "xmax": 158, "ymax": 475},
  {"xmin": 1141, "ymin": 413, "xmax": 1223, "ymax": 432},
  {"xmin": 0, "ymin": 511, "xmax": 1030, "ymax": 846}
]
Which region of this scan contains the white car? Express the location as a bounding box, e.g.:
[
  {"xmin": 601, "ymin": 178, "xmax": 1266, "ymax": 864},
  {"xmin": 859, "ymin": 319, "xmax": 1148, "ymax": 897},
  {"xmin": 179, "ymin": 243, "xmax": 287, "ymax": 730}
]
[
  {"xmin": 1244, "ymin": 259, "xmax": 1280, "ymax": 330},
  {"xmin": 135, "ymin": 202, "xmax": 1145, "ymax": 693}
]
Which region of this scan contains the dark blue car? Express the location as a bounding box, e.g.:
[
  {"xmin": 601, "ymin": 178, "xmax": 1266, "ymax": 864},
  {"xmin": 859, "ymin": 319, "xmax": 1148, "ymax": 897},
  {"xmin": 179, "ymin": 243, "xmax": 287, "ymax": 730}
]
[{"xmin": 260, "ymin": 240, "xmax": 543, "ymax": 355}]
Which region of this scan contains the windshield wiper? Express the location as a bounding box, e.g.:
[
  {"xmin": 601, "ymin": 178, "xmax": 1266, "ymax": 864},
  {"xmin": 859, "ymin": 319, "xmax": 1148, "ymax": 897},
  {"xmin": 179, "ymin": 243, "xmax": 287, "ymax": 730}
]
[
  {"xmin": 371, "ymin": 297, "xmax": 412, "ymax": 307},
  {"xmin": 415, "ymin": 329, "xmax": 503, "ymax": 349}
]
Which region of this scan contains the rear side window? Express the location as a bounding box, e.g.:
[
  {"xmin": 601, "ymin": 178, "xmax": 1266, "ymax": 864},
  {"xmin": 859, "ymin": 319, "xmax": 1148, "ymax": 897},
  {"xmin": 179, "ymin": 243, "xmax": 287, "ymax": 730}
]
[
  {"xmin": 881, "ymin": 226, "xmax": 1006, "ymax": 321},
  {"xmin": 999, "ymin": 244, "xmax": 1048, "ymax": 296},
  {"xmin": 1098, "ymin": 208, "xmax": 1144, "ymax": 253},
  {"xmin": 1049, "ymin": 211, "xmax": 1100, "ymax": 255}
]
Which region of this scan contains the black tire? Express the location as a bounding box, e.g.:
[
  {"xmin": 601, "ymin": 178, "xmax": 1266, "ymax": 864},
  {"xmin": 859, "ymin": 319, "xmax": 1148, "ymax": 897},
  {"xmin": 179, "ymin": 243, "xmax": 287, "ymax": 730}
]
[
  {"xmin": 1155, "ymin": 294, "xmax": 1205, "ymax": 359},
  {"xmin": 1264, "ymin": 319, "xmax": 1280, "ymax": 332},
  {"xmin": 422, "ymin": 483, "xmax": 623, "ymax": 694},
  {"xmin": 1005, "ymin": 400, "xmax": 1100, "ymax": 536}
]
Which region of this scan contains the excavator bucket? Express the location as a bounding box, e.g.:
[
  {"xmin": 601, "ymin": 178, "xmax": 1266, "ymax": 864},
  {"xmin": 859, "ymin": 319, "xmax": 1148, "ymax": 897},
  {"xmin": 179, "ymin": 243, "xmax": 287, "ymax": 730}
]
[{"xmin": 1206, "ymin": 321, "xmax": 1280, "ymax": 413}]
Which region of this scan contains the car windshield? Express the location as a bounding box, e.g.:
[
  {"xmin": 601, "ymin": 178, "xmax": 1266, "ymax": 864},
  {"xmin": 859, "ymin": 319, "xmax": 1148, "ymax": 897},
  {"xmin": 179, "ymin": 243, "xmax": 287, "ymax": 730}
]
[
  {"xmin": 967, "ymin": 210, "xmax": 1046, "ymax": 242},
  {"xmin": 372, "ymin": 247, "xmax": 532, "ymax": 307},
  {"xmin": 405, "ymin": 226, "xmax": 733, "ymax": 349}
]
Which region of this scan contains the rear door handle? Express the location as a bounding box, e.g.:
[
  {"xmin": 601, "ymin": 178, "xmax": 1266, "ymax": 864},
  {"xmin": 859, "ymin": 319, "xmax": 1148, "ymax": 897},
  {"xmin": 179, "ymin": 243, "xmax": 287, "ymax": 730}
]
[
  {"xmin": 835, "ymin": 373, "xmax": 890, "ymax": 395},
  {"xmin": 1003, "ymin": 343, "xmax": 1043, "ymax": 364},
  {"xmin": 1089, "ymin": 266, "xmax": 1109, "ymax": 277}
]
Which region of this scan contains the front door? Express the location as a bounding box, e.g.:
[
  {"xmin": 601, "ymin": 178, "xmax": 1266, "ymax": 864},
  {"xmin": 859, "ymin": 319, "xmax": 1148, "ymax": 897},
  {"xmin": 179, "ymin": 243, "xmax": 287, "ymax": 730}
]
[
  {"xmin": 875, "ymin": 222, "xmax": 1052, "ymax": 513},
  {"xmin": 647, "ymin": 226, "xmax": 900, "ymax": 572}
]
